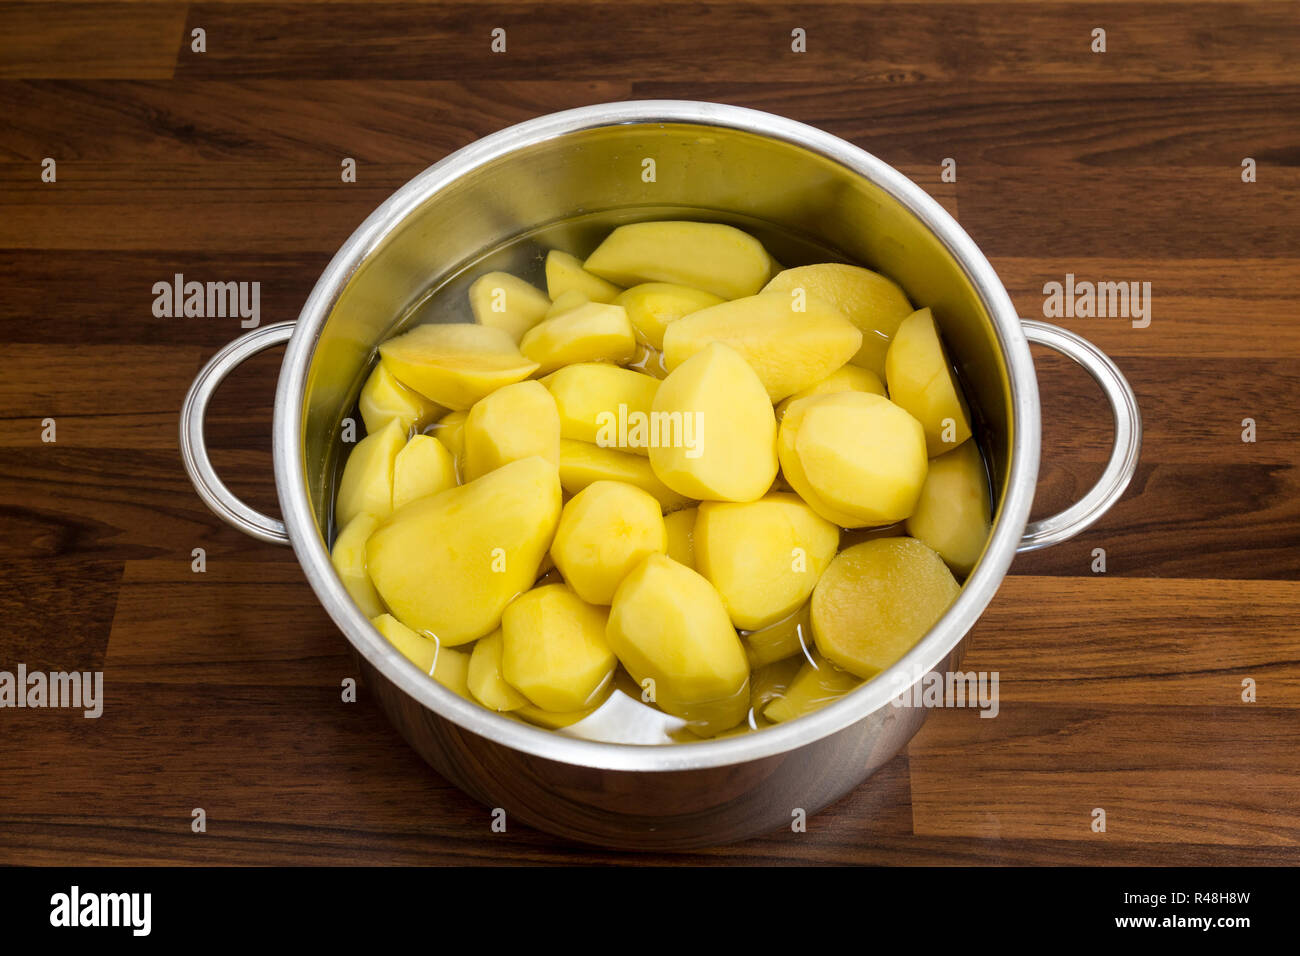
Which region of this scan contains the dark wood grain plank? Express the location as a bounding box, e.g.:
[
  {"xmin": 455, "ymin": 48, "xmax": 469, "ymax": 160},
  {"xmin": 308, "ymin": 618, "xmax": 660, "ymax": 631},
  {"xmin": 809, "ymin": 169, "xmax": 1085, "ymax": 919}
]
[{"xmin": 0, "ymin": 3, "xmax": 188, "ymax": 79}]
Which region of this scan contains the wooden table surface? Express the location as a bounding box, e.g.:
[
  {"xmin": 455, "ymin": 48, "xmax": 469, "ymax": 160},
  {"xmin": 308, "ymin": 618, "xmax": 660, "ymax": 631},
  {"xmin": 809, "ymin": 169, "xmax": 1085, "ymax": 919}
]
[{"xmin": 1, "ymin": 1, "xmax": 1297, "ymax": 865}]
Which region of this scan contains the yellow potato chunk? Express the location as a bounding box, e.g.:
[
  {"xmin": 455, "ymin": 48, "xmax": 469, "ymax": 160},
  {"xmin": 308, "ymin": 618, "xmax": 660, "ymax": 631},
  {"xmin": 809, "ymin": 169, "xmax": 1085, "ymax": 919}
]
[
  {"xmin": 544, "ymin": 289, "xmax": 588, "ymax": 318},
  {"xmin": 513, "ymin": 687, "xmax": 610, "ymax": 729},
  {"xmin": 763, "ymin": 650, "xmax": 861, "ymax": 723},
  {"xmin": 884, "ymin": 307, "xmax": 973, "ymax": 456},
  {"xmin": 468, "ymin": 271, "xmax": 551, "ymax": 344},
  {"xmin": 905, "ymin": 439, "xmax": 992, "ymax": 576},
  {"xmin": 695, "ymin": 493, "xmax": 839, "ymax": 629},
  {"xmin": 662, "ymin": 292, "xmax": 863, "ymax": 401},
  {"xmin": 501, "ymin": 584, "xmax": 617, "ymax": 712},
  {"xmin": 663, "ymin": 507, "xmax": 697, "ymax": 568},
  {"xmin": 583, "ymin": 221, "xmax": 771, "ymax": 300},
  {"xmin": 742, "ymin": 602, "xmax": 812, "ymax": 668},
  {"xmin": 763, "ymin": 263, "xmax": 914, "ymax": 377},
  {"xmin": 811, "ymin": 537, "xmax": 960, "ymax": 679},
  {"xmin": 558, "ymin": 439, "xmax": 691, "ymax": 512},
  {"xmin": 358, "ymin": 361, "xmax": 442, "ymax": 436},
  {"xmin": 791, "ymin": 391, "xmax": 928, "ymax": 525},
  {"xmin": 545, "ymin": 250, "xmax": 622, "ymax": 303},
  {"xmin": 366, "ymin": 456, "xmax": 562, "ymax": 645},
  {"xmin": 648, "ymin": 342, "xmax": 777, "ymax": 502},
  {"xmin": 551, "ymin": 480, "xmax": 667, "ymax": 604},
  {"xmin": 519, "ymin": 301, "xmax": 637, "ymax": 375},
  {"xmin": 335, "ymin": 417, "xmax": 405, "ymax": 526},
  {"xmin": 462, "ymin": 380, "xmax": 560, "ymax": 481},
  {"xmin": 615, "ymin": 282, "xmax": 724, "ymax": 349},
  {"xmin": 392, "ymin": 434, "xmax": 457, "ymax": 509},
  {"xmin": 468, "ymin": 629, "xmax": 529, "ymax": 712},
  {"xmin": 606, "ymin": 553, "xmax": 750, "ymax": 736},
  {"xmin": 379, "ymin": 322, "xmax": 539, "ymax": 410},
  {"xmin": 370, "ymin": 613, "xmax": 472, "ymax": 699},
  {"xmin": 331, "ymin": 513, "xmax": 384, "ymax": 618},
  {"xmin": 774, "ymin": 363, "xmax": 885, "ymax": 420},
  {"xmin": 541, "ymin": 362, "xmax": 659, "ymax": 454}
]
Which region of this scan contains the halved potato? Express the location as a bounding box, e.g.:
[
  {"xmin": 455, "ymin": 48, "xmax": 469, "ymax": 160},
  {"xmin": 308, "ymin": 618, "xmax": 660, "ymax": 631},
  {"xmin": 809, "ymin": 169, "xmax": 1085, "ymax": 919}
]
[
  {"xmin": 335, "ymin": 417, "xmax": 406, "ymax": 526},
  {"xmin": 551, "ymin": 480, "xmax": 667, "ymax": 605},
  {"xmin": 648, "ymin": 341, "xmax": 777, "ymax": 502},
  {"xmin": 811, "ymin": 537, "xmax": 960, "ymax": 679},
  {"xmin": 461, "ymin": 380, "xmax": 560, "ymax": 481},
  {"xmin": 519, "ymin": 301, "xmax": 637, "ymax": 375},
  {"xmin": 541, "ymin": 362, "xmax": 659, "ymax": 453},
  {"xmin": 584, "ymin": 221, "xmax": 771, "ymax": 300},
  {"xmin": 331, "ymin": 512, "xmax": 384, "ymax": 618},
  {"xmin": 501, "ymin": 583, "xmax": 617, "ymax": 712},
  {"xmin": 762, "ymin": 263, "xmax": 913, "ymax": 377},
  {"xmin": 358, "ymin": 361, "xmax": 442, "ymax": 436},
  {"xmin": 694, "ymin": 493, "xmax": 839, "ymax": 630},
  {"xmin": 616, "ymin": 282, "xmax": 724, "ymax": 349},
  {"xmin": 392, "ymin": 434, "xmax": 457, "ymax": 509},
  {"xmin": 606, "ymin": 553, "xmax": 750, "ymax": 736},
  {"xmin": 905, "ymin": 439, "xmax": 991, "ymax": 576},
  {"xmin": 884, "ymin": 307, "xmax": 972, "ymax": 456},
  {"xmin": 366, "ymin": 456, "xmax": 562, "ymax": 645},
  {"xmin": 558, "ymin": 439, "xmax": 691, "ymax": 513},
  {"xmin": 379, "ymin": 323, "xmax": 538, "ymax": 410},
  {"xmin": 545, "ymin": 249, "xmax": 622, "ymax": 303},
  {"xmin": 662, "ymin": 292, "xmax": 862, "ymax": 401},
  {"xmin": 468, "ymin": 271, "xmax": 551, "ymax": 343}
]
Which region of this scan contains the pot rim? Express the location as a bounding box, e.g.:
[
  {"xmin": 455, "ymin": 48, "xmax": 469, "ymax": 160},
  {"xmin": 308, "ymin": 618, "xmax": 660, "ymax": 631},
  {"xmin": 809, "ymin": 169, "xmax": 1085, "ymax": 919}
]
[{"xmin": 272, "ymin": 100, "xmax": 1040, "ymax": 773}]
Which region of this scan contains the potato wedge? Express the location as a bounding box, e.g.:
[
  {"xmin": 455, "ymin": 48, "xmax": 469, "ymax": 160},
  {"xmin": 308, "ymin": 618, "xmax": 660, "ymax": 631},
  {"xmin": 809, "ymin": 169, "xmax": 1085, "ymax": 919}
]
[
  {"xmin": 335, "ymin": 417, "xmax": 406, "ymax": 526},
  {"xmin": 551, "ymin": 480, "xmax": 667, "ymax": 605},
  {"xmin": 501, "ymin": 584, "xmax": 617, "ymax": 712},
  {"xmin": 468, "ymin": 271, "xmax": 551, "ymax": 344},
  {"xmin": 774, "ymin": 363, "xmax": 885, "ymax": 420},
  {"xmin": 905, "ymin": 439, "xmax": 991, "ymax": 576},
  {"xmin": 615, "ymin": 282, "xmax": 724, "ymax": 349},
  {"xmin": 370, "ymin": 613, "xmax": 472, "ymax": 700},
  {"xmin": 584, "ymin": 221, "xmax": 771, "ymax": 300},
  {"xmin": 379, "ymin": 322, "xmax": 538, "ymax": 410},
  {"xmin": 392, "ymin": 434, "xmax": 457, "ymax": 509},
  {"xmin": 468, "ymin": 629, "xmax": 529, "ymax": 712},
  {"xmin": 358, "ymin": 361, "xmax": 442, "ymax": 436},
  {"xmin": 331, "ymin": 513, "xmax": 384, "ymax": 618},
  {"xmin": 541, "ymin": 362, "xmax": 659, "ymax": 453},
  {"xmin": 884, "ymin": 307, "xmax": 973, "ymax": 456},
  {"xmin": 519, "ymin": 301, "xmax": 637, "ymax": 375},
  {"xmin": 558, "ymin": 439, "xmax": 691, "ymax": 512},
  {"xmin": 545, "ymin": 250, "xmax": 622, "ymax": 303},
  {"xmin": 663, "ymin": 506, "xmax": 697, "ymax": 568},
  {"xmin": 461, "ymin": 380, "xmax": 560, "ymax": 481}
]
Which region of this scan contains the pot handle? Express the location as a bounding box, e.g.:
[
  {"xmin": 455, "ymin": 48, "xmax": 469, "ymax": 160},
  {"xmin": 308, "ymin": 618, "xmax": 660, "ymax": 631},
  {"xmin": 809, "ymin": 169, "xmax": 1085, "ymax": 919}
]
[
  {"xmin": 180, "ymin": 322, "xmax": 296, "ymax": 545},
  {"xmin": 1017, "ymin": 320, "xmax": 1142, "ymax": 552}
]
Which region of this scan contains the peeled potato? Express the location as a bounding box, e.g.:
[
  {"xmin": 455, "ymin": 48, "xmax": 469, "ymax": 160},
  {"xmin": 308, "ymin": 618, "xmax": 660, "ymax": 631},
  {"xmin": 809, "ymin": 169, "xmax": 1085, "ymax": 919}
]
[
  {"xmin": 663, "ymin": 507, "xmax": 697, "ymax": 568},
  {"xmin": 551, "ymin": 480, "xmax": 667, "ymax": 605},
  {"xmin": 750, "ymin": 655, "xmax": 804, "ymax": 718},
  {"xmin": 545, "ymin": 249, "xmax": 622, "ymax": 303},
  {"xmin": 468, "ymin": 629, "xmax": 529, "ymax": 712},
  {"xmin": 461, "ymin": 380, "xmax": 560, "ymax": 481},
  {"xmin": 558, "ymin": 438, "xmax": 691, "ymax": 513},
  {"xmin": 774, "ymin": 364, "xmax": 885, "ymax": 420},
  {"xmin": 501, "ymin": 584, "xmax": 617, "ymax": 712},
  {"xmin": 468, "ymin": 271, "xmax": 551, "ymax": 344},
  {"xmin": 392, "ymin": 434, "xmax": 457, "ymax": 509},
  {"xmin": 519, "ymin": 301, "xmax": 637, "ymax": 375},
  {"xmin": 336, "ymin": 417, "xmax": 405, "ymax": 526},
  {"xmin": 371, "ymin": 613, "xmax": 472, "ymax": 699},
  {"xmin": 331, "ymin": 513, "xmax": 384, "ymax": 618},
  {"xmin": 791, "ymin": 391, "xmax": 929, "ymax": 525},
  {"xmin": 742, "ymin": 602, "xmax": 812, "ymax": 668},
  {"xmin": 615, "ymin": 282, "xmax": 724, "ymax": 349},
  {"xmin": 427, "ymin": 409, "xmax": 467, "ymax": 463},
  {"xmin": 545, "ymin": 288, "xmax": 588, "ymax": 318},
  {"xmin": 541, "ymin": 362, "xmax": 659, "ymax": 453},
  {"xmin": 695, "ymin": 493, "xmax": 839, "ymax": 630},
  {"xmin": 763, "ymin": 650, "xmax": 861, "ymax": 723},
  {"xmin": 607, "ymin": 553, "xmax": 750, "ymax": 736},
  {"xmin": 762, "ymin": 263, "xmax": 914, "ymax": 377},
  {"xmin": 358, "ymin": 361, "xmax": 442, "ymax": 436},
  {"xmin": 584, "ymin": 221, "xmax": 771, "ymax": 300},
  {"xmin": 379, "ymin": 323, "xmax": 538, "ymax": 410},
  {"xmin": 662, "ymin": 292, "xmax": 863, "ymax": 401},
  {"xmin": 366, "ymin": 456, "xmax": 561, "ymax": 645},
  {"xmin": 905, "ymin": 439, "xmax": 991, "ymax": 576},
  {"xmin": 884, "ymin": 307, "xmax": 973, "ymax": 456},
  {"xmin": 811, "ymin": 537, "xmax": 960, "ymax": 679},
  {"xmin": 648, "ymin": 342, "xmax": 777, "ymax": 502}
]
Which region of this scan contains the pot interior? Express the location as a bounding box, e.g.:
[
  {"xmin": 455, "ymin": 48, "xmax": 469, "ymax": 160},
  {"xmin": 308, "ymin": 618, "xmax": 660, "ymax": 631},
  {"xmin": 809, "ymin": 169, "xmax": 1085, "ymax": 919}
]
[{"xmin": 299, "ymin": 118, "xmax": 1013, "ymax": 559}]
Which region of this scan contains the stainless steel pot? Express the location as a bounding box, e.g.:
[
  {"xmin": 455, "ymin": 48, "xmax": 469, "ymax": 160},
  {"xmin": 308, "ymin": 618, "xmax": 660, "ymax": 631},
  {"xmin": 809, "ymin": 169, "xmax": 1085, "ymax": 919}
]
[{"xmin": 180, "ymin": 101, "xmax": 1141, "ymax": 849}]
